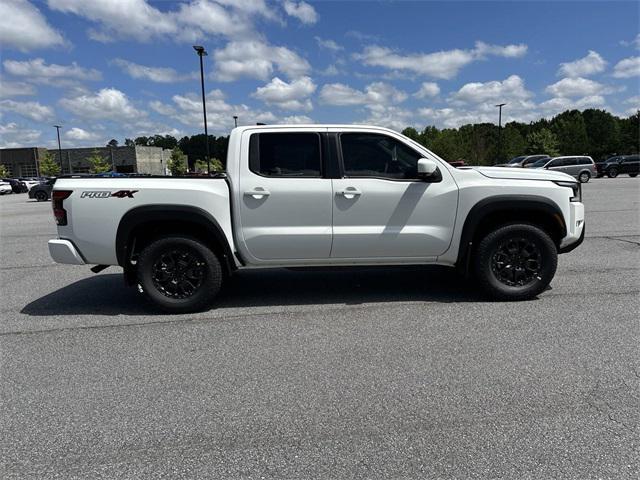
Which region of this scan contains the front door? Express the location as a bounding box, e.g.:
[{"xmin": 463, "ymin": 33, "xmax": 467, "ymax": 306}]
[
  {"xmin": 238, "ymin": 130, "xmax": 332, "ymax": 261},
  {"xmin": 330, "ymin": 131, "xmax": 458, "ymax": 259}
]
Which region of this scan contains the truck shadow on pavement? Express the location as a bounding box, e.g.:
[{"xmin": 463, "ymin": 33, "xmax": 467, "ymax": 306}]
[{"xmin": 21, "ymin": 266, "xmax": 487, "ymax": 316}]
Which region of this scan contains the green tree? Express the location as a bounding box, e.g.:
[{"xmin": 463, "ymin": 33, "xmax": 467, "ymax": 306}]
[
  {"xmin": 86, "ymin": 150, "xmax": 112, "ymax": 174},
  {"xmin": 194, "ymin": 159, "xmax": 207, "ymax": 173},
  {"xmin": 526, "ymin": 128, "xmax": 560, "ymax": 156},
  {"xmin": 124, "ymin": 138, "xmax": 135, "ymax": 147},
  {"xmin": 430, "ymin": 129, "xmax": 464, "ymax": 162},
  {"xmin": 167, "ymin": 147, "xmax": 187, "ymax": 176},
  {"xmin": 134, "ymin": 136, "xmax": 149, "ymax": 146},
  {"xmin": 0, "ymin": 164, "xmax": 8, "ymax": 177},
  {"xmin": 401, "ymin": 127, "xmax": 421, "ymax": 143},
  {"xmin": 107, "ymin": 139, "xmax": 118, "ymax": 148},
  {"xmin": 619, "ymin": 111, "xmax": 639, "ymax": 155},
  {"xmin": 39, "ymin": 152, "xmax": 61, "ymax": 177},
  {"xmin": 551, "ymin": 110, "xmax": 589, "ymax": 155},
  {"xmin": 582, "ymin": 109, "xmax": 621, "ymax": 160}
]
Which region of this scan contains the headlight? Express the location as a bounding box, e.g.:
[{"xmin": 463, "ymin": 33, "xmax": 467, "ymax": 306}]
[{"xmin": 554, "ymin": 180, "xmax": 581, "ymax": 202}]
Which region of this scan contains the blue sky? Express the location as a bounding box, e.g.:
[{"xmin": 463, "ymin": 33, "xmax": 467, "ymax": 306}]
[{"xmin": 1, "ymin": 0, "xmax": 638, "ymax": 148}]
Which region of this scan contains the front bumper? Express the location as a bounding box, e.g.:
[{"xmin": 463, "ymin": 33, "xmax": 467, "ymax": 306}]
[
  {"xmin": 48, "ymin": 239, "xmax": 86, "ymax": 265},
  {"xmin": 559, "ymin": 202, "xmax": 585, "ymax": 253}
]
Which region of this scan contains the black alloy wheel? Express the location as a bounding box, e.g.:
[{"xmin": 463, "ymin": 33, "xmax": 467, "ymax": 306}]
[
  {"xmin": 137, "ymin": 236, "xmax": 223, "ymax": 313},
  {"xmin": 490, "ymin": 237, "xmax": 542, "ymax": 288}
]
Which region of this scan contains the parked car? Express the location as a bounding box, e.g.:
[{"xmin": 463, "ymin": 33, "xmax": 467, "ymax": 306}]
[
  {"xmin": 496, "ymin": 155, "xmax": 550, "ymax": 168},
  {"xmin": 1, "ymin": 178, "xmax": 28, "ymax": 193},
  {"xmin": 529, "ymin": 156, "xmax": 597, "ymax": 183},
  {"xmin": 29, "ymin": 178, "xmax": 56, "ymax": 201},
  {"xmin": 18, "ymin": 177, "xmax": 43, "ymax": 191},
  {"xmin": 48, "ymin": 124, "xmax": 585, "ymax": 312},
  {"xmin": 0, "ymin": 181, "xmax": 13, "ymax": 195},
  {"xmin": 597, "ymin": 154, "xmax": 639, "ymax": 178}
]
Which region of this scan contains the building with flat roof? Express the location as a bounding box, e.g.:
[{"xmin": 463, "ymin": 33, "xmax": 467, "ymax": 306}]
[{"xmin": 0, "ymin": 145, "xmax": 171, "ymax": 177}]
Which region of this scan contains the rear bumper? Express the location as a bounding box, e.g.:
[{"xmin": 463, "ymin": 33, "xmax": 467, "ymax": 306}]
[
  {"xmin": 48, "ymin": 239, "xmax": 86, "ymax": 265},
  {"xmin": 559, "ymin": 202, "xmax": 585, "ymax": 253}
]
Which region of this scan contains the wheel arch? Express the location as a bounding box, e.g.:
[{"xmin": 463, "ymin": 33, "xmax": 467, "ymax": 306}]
[
  {"xmin": 456, "ymin": 195, "xmax": 566, "ymax": 275},
  {"xmin": 115, "ymin": 205, "xmax": 236, "ymax": 276}
]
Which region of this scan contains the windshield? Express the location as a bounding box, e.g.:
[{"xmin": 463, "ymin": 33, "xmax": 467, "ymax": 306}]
[
  {"xmin": 529, "ymin": 159, "xmax": 549, "ymax": 168},
  {"xmin": 507, "ymin": 156, "xmax": 526, "ymax": 164},
  {"xmin": 606, "ymin": 157, "xmax": 620, "ymax": 163}
]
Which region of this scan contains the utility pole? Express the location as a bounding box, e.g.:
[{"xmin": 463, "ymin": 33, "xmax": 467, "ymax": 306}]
[
  {"xmin": 233, "ymin": 115, "xmax": 238, "ymax": 128},
  {"xmin": 193, "ymin": 45, "xmax": 210, "ymax": 175},
  {"xmin": 53, "ymin": 125, "xmax": 63, "ymax": 173},
  {"xmin": 495, "ymin": 103, "xmax": 506, "ymax": 163}
]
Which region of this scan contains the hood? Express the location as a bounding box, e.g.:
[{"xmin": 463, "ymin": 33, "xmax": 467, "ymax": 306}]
[{"xmin": 462, "ymin": 166, "xmax": 576, "ymax": 182}]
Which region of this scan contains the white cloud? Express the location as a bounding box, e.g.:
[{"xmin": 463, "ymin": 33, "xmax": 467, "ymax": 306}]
[
  {"xmin": 49, "ymin": 0, "xmax": 176, "ymax": 42},
  {"xmin": 539, "ymin": 95, "xmax": 606, "ymax": 114},
  {"xmin": 59, "ymin": 88, "xmax": 144, "ymax": 121},
  {"xmin": 545, "ymin": 77, "xmax": 614, "ymax": 98},
  {"xmin": 320, "ymin": 82, "xmax": 407, "ymax": 106},
  {"xmin": 315, "ymin": 36, "xmax": 343, "ymax": 52},
  {"xmin": 355, "ymin": 45, "xmax": 474, "ymax": 80},
  {"xmin": 213, "ymin": 40, "xmax": 310, "ymax": 81},
  {"xmin": 473, "ymin": 41, "xmax": 528, "ymax": 58},
  {"xmin": 558, "ymin": 50, "xmax": 607, "ymax": 77},
  {"xmin": 414, "ymin": 82, "xmax": 440, "ymax": 99},
  {"xmin": 620, "ymin": 34, "xmax": 640, "ymax": 50},
  {"xmin": 0, "ymin": 122, "xmax": 42, "ymax": 148},
  {"xmin": 1, "ymin": 0, "xmax": 66, "ymax": 51},
  {"xmin": 252, "ymin": 77, "xmax": 316, "ymax": 111},
  {"xmin": 612, "ymin": 56, "xmax": 640, "ymax": 78},
  {"xmin": 48, "ymin": 0, "xmax": 277, "ymax": 43},
  {"xmin": 355, "ymin": 41, "xmax": 527, "ymax": 79},
  {"xmin": 149, "ymin": 100, "xmax": 177, "ymax": 116},
  {"xmin": 0, "ymin": 80, "xmax": 36, "ymax": 99},
  {"xmin": 283, "ymin": 1, "xmax": 317, "ymax": 24},
  {"xmin": 282, "ymin": 115, "xmax": 314, "ymax": 124},
  {"xmin": 64, "ymin": 127, "xmax": 99, "ymax": 141},
  {"xmin": 452, "ymin": 75, "xmax": 532, "ymax": 104},
  {"xmin": 3, "ymin": 58, "xmax": 101, "ymax": 84},
  {"xmin": 112, "ymin": 58, "xmax": 196, "ymax": 83},
  {"xmin": 0, "ymin": 99, "xmax": 53, "ymax": 122},
  {"xmin": 151, "ymin": 88, "xmax": 276, "ymax": 134}
]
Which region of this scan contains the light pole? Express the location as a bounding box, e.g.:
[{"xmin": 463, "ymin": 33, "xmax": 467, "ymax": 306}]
[
  {"xmin": 193, "ymin": 45, "xmax": 210, "ymax": 175},
  {"xmin": 495, "ymin": 103, "xmax": 506, "ymax": 163},
  {"xmin": 53, "ymin": 125, "xmax": 63, "ymax": 172},
  {"xmin": 233, "ymin": 115, "xmax": 238, "ymax": 128}
]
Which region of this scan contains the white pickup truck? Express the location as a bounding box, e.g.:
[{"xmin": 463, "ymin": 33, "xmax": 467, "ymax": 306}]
[{"xmin": 49, "ymin": 125, "xmax": 585, "ymax": 312}]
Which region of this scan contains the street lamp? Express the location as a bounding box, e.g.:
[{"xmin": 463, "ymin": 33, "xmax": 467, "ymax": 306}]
[
  {"xmin": 233, "ymin": 115, "xmax": 238, "ymax": 128},
  {"xmin": 495, "ymin": 103, "xmax": 506, "ymax": 163},
  {"xmin": 193, "ymin": 45, "xmax": 210, "ymax": 175},
  {"xmin": 53, "ymin": 125, "xmax": 63, "ymax": 172}
]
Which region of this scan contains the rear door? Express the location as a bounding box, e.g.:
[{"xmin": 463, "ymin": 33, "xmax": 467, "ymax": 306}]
[
  {"xmin": 622, "ymin": 155, "xmax": 640, "ymax": 174},
  {"xmin": 237, "ymin": 129, "xmax": 333, "ymax": 262}
]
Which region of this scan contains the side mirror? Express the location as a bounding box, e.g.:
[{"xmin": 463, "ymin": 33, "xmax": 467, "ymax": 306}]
[{"xmin": 417, "ymin": 158, "xmax": 442, "ymax": 182}]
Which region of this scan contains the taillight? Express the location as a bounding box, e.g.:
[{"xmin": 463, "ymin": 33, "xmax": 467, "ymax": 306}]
[{"xmin": 52, "ymin": 190, "xmax": 72, "ymax": 225}]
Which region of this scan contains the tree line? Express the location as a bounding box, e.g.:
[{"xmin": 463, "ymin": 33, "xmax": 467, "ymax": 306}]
[{"xmin": 402, "ymin": 109, "xmax": 639, "ymax": 165}]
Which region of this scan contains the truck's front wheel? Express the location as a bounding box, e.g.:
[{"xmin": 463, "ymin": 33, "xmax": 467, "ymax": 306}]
[
  {"xmin": 473, "ymin": 224, "xmax": 557, "ymax": 301},
  {"xmin": 137, "ymin": 236, "xmax": 222, "ymax": 313}
]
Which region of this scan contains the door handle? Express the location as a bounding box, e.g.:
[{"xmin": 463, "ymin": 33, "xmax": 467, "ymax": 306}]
[
  {"xmin": 339, "ymin": 187, "xmax": 361, "ymax": 199},
  {"xmin": 244, "ymin": 188, "xmax": 270, "ymax": 199}
]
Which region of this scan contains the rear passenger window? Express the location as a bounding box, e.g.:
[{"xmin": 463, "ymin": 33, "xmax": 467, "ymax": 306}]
[
  {"xmin": 579, "ymin": 157, "xmax": 592, "ymax": 165},
  {"xmin": 249, "ymin": 132, "xmax": 321, "ymax": 177}
]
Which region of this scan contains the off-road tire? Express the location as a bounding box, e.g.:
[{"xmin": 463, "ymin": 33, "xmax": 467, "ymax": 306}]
[
  {"xmin": 137, "ymin": 235, "xmax": 222, "ymax": 313},
  {"xmin": 473, "ymin": 223, "xmax": 557, "ymax": 301}
]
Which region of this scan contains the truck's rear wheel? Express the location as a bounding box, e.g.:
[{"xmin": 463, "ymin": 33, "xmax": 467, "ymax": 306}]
[
  {"xmin": 137, "ymin": 236, "xmax": 222, "ymax": 313},
  {"xmin": 473, "ymin": 223, "xmax": 557, "ymax": 301}
]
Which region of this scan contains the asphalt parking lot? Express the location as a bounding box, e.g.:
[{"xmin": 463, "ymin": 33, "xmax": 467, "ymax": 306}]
[{"xmin": 1, "ymin": 178, "xmax": 639, "ymax": 479}]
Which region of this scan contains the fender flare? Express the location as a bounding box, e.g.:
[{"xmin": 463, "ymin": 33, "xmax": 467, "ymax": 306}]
[
  {"xmin": 456, "ymin": 195, "xmax": 567, "ymax": 272},
  {"xmin": 115, "ymin": 204, "xmax": 235, "ymax": 272}
]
